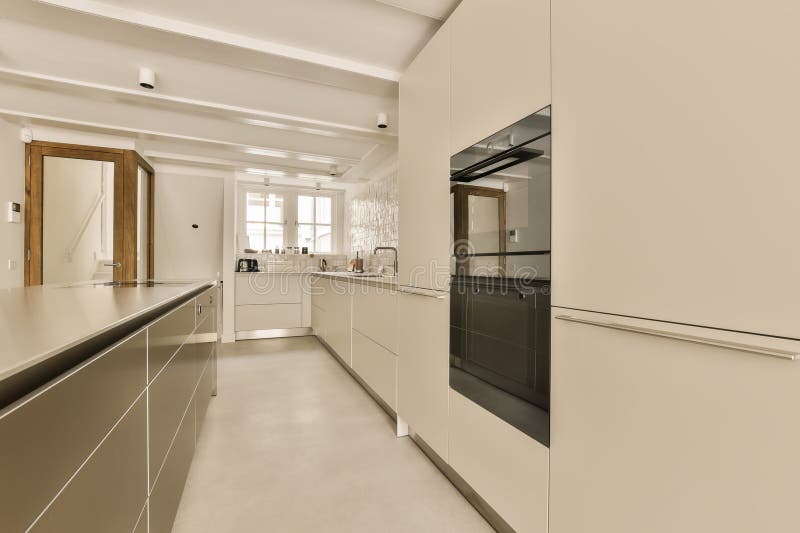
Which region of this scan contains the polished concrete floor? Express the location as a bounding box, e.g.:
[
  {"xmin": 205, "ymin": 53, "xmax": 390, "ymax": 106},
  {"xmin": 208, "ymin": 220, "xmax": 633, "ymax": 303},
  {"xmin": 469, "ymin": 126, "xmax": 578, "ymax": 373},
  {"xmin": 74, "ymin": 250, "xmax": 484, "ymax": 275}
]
[{"xmin": 172, "ymin": 336, "xmax": 492, "ymax": 533}]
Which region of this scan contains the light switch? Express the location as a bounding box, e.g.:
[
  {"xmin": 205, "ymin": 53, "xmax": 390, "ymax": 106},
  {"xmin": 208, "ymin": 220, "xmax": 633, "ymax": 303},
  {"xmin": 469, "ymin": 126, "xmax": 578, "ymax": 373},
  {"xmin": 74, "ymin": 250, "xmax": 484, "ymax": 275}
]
[{"xmin": 8, "ymin": 259, "xmax": 17, "ymax": 271}]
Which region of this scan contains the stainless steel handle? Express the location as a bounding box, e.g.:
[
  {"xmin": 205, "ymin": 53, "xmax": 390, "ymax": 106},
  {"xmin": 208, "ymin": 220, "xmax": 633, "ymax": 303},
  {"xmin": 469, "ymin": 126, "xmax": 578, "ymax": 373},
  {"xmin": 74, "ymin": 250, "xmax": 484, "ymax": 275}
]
[
  {"xmin": 103, "ymin": 262, "xmax": 121, "ymax": 268},
  {"xmin": 555, "ymin": 315, "xmax": 799, "ymax": 361},
  {"xmin": 398, "ymin": 285, "xmax": 448, "ymax": 299}
]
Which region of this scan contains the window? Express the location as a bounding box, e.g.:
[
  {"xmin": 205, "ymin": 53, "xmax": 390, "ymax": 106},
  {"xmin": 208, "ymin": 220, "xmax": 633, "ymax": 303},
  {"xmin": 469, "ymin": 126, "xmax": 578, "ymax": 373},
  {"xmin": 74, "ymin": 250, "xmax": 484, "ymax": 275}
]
[
  {"xmin": 245, "ymin": 191, "xmax": 284, "ymax": 251},
  {"xmin": 298, "ymin": 195, "xmax": 332, "ymax": 253}
]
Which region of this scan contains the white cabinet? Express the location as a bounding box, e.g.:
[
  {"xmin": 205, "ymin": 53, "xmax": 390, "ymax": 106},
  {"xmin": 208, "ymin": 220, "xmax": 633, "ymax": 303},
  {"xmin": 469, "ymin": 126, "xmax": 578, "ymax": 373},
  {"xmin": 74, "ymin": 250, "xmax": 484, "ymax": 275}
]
[
  {"xmin": 397, "ymin": 291, "xmax": 449, "ymax": 460},
  {"xmin": 311, "ymin": 277, "xmax": 352, "ymax": 365},
  {"xmin": 549, "ymin": 308, "xmax": 800, "ymax": 533},
  {"xmin": 398, "ymin": 23, "xmax": 451, "ymax": 291},
  {"xmin": 449, "ymin": 390, "xmax": 549, "ymax": 533},
  {"xmin": 551, "ymin": 0, "xmax": 800, "ymax": 338},
  {"xmin": 352, "ymin": 330, "xmax": 397, "ymax": 411},
  {"xmin": 234, "ymin": 274, "xmax": 306, "ymax": 333},
  {"xmin": 352, "ymin": 284, "xmax": 398, "ymax": 353},
  {"xmin": 449, "ymin": 0, "xmax": 551, "ymax": 154}
]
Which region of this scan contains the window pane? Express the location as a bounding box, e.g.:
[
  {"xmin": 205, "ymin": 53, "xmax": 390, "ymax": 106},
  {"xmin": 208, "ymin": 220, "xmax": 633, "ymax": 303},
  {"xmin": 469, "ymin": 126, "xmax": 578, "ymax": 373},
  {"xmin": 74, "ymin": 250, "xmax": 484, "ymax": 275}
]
[
  {"xmin": 265, "ymin": 193, "xmax": 283, "ymax": 223},
  {"xmin": 246, "ymin": 192, "xmax": 266, "ymax": 222},
  {"xmin": 246, "ymin": 222, "xmax": 265, "ymax": 250},
  {"xmin": 265, "ymin": 223, "xmax": 284, "ymax": 251},
  {"xmin": 316, "ymin": 225, "xmax": 332, "ymax": 253},
  {"xmin": 298, "ymin": 224, "xmax": 314, "ymax": 251},
  {"xmin": 298, "ymin": 195, "xmax": 314, "ymax": 223},
  {"xmin": 316, "ymin": 196, "xmax": 332, "ymax": 224}
]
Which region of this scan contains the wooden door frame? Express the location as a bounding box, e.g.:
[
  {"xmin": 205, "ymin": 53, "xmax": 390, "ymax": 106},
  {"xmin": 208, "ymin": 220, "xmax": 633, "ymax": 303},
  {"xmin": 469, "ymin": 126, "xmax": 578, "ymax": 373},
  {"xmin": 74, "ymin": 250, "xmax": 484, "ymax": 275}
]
[
  {"xmin": 451, "ymin": 184, "xmax": 507, "ymax": 276},
  {"xmin": 123, "ymin": 150, "xmax": 155, "ymax": 280},
  {"xmin": 24, "ymin": 141, "xmax": 154, "ymax": 285}
]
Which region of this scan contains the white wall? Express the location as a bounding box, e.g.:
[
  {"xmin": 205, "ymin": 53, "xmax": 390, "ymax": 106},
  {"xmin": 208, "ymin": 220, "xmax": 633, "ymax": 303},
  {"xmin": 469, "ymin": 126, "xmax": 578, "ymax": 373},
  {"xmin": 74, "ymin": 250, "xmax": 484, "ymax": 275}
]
[
  {"xmin": 0, "ymin": 119, "xmax": 25, "ymax": 289},
  {"xmin": 154, "ymin": 172, "xmax": 224, "ymax": 280}
]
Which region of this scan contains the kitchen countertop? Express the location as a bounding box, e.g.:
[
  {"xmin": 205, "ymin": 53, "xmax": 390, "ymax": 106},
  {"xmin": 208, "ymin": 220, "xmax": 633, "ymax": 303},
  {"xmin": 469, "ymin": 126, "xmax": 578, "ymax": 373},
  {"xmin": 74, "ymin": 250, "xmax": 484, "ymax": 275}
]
[
  {"xmin": 235, "ymin": 270, "xmax": 399, "ymax": 289},
  {"xmin": 0, "ymin": 279, "xmax": 216, "ymax": 403}
]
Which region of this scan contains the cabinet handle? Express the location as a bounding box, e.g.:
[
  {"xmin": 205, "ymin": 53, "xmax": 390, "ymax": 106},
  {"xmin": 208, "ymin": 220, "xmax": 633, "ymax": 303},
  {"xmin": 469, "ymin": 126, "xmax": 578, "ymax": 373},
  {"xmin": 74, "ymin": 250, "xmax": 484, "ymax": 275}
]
[
  {"xmin": 555, "ymin": 315, "xmax": 800, "ymax": 361},
  {"xmin": 398, "ymin": 285, "xmax": 448, "ymax": 299}
]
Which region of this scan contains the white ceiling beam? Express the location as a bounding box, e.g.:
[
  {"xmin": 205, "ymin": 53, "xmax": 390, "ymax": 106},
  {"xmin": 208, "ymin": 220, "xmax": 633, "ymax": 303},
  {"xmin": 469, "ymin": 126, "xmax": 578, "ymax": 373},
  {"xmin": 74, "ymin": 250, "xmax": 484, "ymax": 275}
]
[
  {"xmin": 0, "ymin": 108, "xmax": 363, "ymax": 166},
  {"xmin": 374, "ymin": 0, "xmax": 460, "ymax": 21},
  {"xmin": 145, "ymin": 151, "xmax": 365, "ymax": 183},
  {"xmin": 34, "ymin": 0, "xmax": 402, "ymax": 82},
  {"xmin": 0, "ymin": 67, "xmax": 396, "ymax": 144}
]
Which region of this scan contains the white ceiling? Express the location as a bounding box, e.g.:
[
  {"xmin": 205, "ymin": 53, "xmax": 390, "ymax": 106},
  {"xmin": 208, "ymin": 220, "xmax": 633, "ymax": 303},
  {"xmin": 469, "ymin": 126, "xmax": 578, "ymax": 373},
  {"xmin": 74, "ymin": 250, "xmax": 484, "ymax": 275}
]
[{"xmin": 0, "ymin": 0, "xmax": 462, "ymax": 184}]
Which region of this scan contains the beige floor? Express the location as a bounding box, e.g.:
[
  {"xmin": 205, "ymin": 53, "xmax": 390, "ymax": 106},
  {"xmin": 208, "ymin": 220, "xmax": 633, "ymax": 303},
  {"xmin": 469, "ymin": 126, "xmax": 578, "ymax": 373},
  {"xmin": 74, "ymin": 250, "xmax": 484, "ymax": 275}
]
[{"xmin": 172, "ymin": 336, "xmax": 492, "ymax": 533}]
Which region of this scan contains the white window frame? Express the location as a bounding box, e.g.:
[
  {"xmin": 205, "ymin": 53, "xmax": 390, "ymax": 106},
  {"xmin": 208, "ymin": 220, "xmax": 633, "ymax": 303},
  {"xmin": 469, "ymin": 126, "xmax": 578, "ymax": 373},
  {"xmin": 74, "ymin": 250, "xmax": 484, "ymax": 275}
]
[
  {"xmin": 297, "ymin": 194, "xmax": 334, "ymax": 253},
  {"xmin": 236, "ymin": 184, "xmax": 342, "ymax": 253}
]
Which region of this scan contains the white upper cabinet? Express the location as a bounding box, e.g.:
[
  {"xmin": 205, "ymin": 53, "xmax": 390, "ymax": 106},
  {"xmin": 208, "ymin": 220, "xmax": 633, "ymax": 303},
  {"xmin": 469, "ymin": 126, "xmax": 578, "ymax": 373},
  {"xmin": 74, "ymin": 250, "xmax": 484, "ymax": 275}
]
[
  {"xmin": 449, "ymin": 0, "xmax": 551, "ymax": 155},
  {"xmin": 398, "ymin": 23, "xmax": 451, "ymax": 291},
  {"xmin": 551, "ymin": 0, "xmax": 800, "ymax": 338}
]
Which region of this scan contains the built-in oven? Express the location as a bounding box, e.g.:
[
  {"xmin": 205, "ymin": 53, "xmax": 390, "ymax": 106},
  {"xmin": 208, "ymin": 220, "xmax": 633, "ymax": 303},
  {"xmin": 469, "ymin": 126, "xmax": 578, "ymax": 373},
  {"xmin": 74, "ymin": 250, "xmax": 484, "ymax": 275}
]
[{"xmin": 449, "ymin": 106, "xmax": 551, "ymax": 447}]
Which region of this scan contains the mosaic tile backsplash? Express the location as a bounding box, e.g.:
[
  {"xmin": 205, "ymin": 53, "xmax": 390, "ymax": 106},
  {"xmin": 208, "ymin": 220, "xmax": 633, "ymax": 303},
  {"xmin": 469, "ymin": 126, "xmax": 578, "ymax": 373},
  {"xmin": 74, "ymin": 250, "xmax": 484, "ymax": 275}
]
[{"xmin": 347, "ymin": 172, "xmax": 398, "ymax": 259}]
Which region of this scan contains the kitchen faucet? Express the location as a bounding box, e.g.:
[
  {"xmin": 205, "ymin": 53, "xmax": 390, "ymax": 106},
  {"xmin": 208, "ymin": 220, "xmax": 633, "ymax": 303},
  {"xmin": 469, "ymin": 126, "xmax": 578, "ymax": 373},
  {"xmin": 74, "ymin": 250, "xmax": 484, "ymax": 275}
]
[{"xmin": 373, "ymin": 247, "xmax": 398, "ymax": 276}]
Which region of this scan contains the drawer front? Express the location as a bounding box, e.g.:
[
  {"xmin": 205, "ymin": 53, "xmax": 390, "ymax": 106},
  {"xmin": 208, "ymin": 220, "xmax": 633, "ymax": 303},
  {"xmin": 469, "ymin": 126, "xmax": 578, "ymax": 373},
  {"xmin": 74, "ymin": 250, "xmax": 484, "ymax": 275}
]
[
  {"xmin": 235, "ymin": 304, "xmax": 302, "ymax": 331},
  {"xmin": 149, "ymin": 342, "xmax": 196, "ymax": 486},
  {"xmin": 149, "ymin": 300, "xmax": 196, "ymax": 381},
  {"xmin": 352, "ymin": 285, "xmax": 398, "ymax": 354},
  {"xmin": 29, "ymin": 396, "xmax": 147, "ymax": 533},
  {"xmin": 352, "ymin": 330, "xmax": 397, "ymax": 411},
  {"xmin": 449, "ymin": 389, "xmax": 549, "ymax": 533},
  {"xmin": 0, "ymin": 329, "xmax": 146, "ymax": 532},
  {"xmin": 236, "ymin": 275, "xmax": 302, "ymax": 305},
  {"xmin": 196, "ymin": 286, "xmax": 217, "ymax": 308},
  {"xmin": 149, "ymin": 397, "xmax": 196, "ymax": 533}
]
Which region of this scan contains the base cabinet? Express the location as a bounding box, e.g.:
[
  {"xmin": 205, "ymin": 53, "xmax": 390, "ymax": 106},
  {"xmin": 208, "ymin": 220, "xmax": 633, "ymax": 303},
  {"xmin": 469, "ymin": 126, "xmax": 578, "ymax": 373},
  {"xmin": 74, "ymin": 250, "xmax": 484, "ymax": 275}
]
[
  {"xmin": 550, "ymin": 309, "xmax": 800, "ymax": 533},
  {"xmin": 0, "ymin": 285, "xmax": 219, "ymax": 533},
  {"xmin": 352, "ymin": 330, "xmax": 397, "ymax": 411},
  {"xmin": 397, "ymin": 291, "xmax": 449, "ymax": 460}
]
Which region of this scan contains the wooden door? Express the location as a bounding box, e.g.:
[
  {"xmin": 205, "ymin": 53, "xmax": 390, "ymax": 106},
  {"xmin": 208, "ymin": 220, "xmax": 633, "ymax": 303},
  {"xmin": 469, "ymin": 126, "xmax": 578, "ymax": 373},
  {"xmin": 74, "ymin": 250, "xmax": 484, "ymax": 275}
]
[{"xmin": 25, "ymin": 141, "xmax": 154, "ymax": 285}]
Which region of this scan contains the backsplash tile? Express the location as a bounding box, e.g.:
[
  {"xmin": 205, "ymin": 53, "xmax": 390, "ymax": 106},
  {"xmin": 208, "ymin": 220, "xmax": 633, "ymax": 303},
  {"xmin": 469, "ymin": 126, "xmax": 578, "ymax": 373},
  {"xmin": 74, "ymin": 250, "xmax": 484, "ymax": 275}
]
[{"xmin": 346, "ymin": 172, "xmax": 398, "ymax": 257}]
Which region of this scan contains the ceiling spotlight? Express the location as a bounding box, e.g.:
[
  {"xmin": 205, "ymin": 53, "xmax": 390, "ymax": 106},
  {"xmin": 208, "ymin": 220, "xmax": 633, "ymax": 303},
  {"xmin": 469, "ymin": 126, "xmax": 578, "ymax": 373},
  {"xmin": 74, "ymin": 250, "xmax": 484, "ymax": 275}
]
[
  {"xmin": 139, "ymin": 67, "xmax": 155, "ymax": 90},
  {"xmin": 328, "ymin": 164, "xmax": 338, "ymax": 177},
  {"xmin": 315, "ymin": 182, "xmax": 322, "ymax": 191},
  {"xmin": 263, "ymin": 177, "xmax": 271, "ymax": 187},
  {"xmin": 377, "ymin": 112, "xmax": 388, "ymax": 129}
]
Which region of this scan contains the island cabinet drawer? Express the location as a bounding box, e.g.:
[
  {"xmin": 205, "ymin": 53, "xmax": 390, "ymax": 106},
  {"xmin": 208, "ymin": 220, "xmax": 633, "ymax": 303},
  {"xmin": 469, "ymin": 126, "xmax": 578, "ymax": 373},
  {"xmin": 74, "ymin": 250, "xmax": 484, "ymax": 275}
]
[
  {"xmin": 28, "ymin": 396, "xmax": 147, "ymax": 533},
  {"xmin": 236, "ymin": 275, "xmax": 302, "ymax": 305},
  {"xmin": 149, "ymin": 397, "xmax": 196, "ymax": 533},
  {"xmin": 149, "ymin": 341, "xmax": 197, "ymax": 487},
  {"xmin": 352, "ymin": 330, "xmax": 398, "ymax": 411},
  {"xmin": 235, "ymin": 304, "xmax": 302, "ymax": 331},
  {"xmin": 149, "ymin": 299, "xmax": 196, "ymax": 381},
  {"xmin": 196, "ymin": 286, "xmax": 217, "ymax": 309},
  {"xmin": 0, "ymin": 329, "xmax": 147, "ymax": 533}
]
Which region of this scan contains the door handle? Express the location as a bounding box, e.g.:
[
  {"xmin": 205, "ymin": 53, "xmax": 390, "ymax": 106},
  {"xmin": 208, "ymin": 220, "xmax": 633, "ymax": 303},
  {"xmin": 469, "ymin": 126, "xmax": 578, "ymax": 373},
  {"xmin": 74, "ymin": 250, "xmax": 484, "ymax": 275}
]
[
  {"xmin": 555, "ymin": 315, "xmax": 800, "ymax": 361},
  {"xmin": 104, "ymin": 262, "xmax": 122, "ymax": 268}
]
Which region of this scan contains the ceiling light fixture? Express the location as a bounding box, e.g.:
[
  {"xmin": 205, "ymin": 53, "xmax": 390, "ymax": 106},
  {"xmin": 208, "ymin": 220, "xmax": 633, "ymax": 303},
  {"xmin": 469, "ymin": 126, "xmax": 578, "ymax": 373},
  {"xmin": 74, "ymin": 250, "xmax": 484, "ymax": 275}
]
[
  {"xmin": 377, "ymin": 112, "xmax": 388, "ymax": 129},
  {"xmin": 139, "ymin": 67, "xmax": 155, "ymax": 90}
]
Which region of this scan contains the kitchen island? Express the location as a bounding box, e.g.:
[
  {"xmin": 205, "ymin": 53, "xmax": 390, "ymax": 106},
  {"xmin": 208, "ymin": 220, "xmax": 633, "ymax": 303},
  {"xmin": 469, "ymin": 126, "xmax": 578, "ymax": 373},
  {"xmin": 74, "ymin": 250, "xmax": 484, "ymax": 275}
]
[{"xmin": 0, "ymin": 279, "xmax": 219, "ymax": 533}]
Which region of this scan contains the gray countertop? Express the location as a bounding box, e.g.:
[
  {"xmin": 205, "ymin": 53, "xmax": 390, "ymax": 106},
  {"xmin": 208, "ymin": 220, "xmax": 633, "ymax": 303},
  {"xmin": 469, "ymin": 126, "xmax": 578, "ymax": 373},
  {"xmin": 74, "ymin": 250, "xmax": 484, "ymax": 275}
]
[{"xmin": 0, "ymin": 280, "xmax": 216, "ymax": 384}]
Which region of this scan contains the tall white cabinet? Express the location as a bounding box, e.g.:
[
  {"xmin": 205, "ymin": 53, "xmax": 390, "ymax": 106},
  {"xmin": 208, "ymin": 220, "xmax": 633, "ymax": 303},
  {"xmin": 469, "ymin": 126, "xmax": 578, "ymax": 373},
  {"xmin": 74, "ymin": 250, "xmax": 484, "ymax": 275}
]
[
  {"xmin": 397, "ymin": 22, "xmax": 451, "ymax": 458},
  {"xmin": 449, "ymin": 0, "xmax": 551, "ymax": 154},
  {"xmin": 549, "ymin": 1, "xmax": 800, "ymax": 531},
  {"xmin": 551, "ymin": 0, "xmax": 800, "ymax": 339}
]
